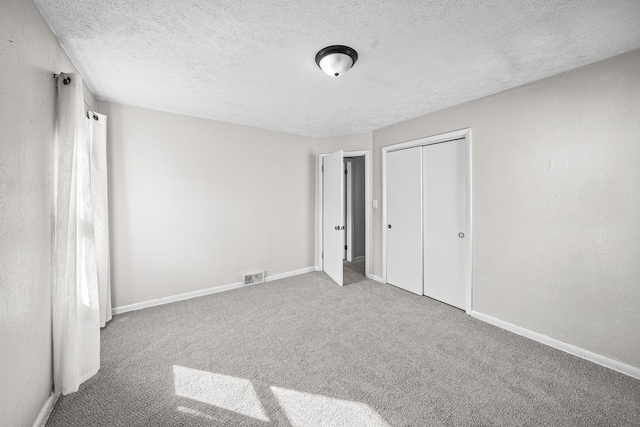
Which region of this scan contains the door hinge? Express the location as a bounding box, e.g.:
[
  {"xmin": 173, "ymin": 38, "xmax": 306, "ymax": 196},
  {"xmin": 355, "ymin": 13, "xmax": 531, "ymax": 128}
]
[
  {"xmin": 322, "ymin": 165, "xmax": 324, "ymax": 172},
  {"xmin": 345, "ymin": 245, "xmax": 348, "ymax": 250},
  {"xmin": 321, "ymin": 252, "xmax": 324, "ymax": 259}
]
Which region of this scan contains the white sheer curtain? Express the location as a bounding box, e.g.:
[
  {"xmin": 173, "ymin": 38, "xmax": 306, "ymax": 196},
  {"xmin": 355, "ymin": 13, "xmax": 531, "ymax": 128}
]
[
  {"xmin": 53, "ymin": 73, "xmax": 111, "ymax": 395},
  {"xmin": 90, "ymin": 112, "xmax": 112, "ymax": 327}
]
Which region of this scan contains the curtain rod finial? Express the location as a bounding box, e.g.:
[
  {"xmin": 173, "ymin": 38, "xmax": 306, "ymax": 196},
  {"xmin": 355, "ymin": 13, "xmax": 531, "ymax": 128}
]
[{"xmin": 54, "ymin": 73, "xmax": 71, "ymax": 85}]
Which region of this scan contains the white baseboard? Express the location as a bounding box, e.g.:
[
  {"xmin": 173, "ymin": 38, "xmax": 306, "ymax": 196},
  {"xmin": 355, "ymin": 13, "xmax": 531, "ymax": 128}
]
[
  {"xmin": 265, "ymin": 266, "xmax": 315, "ymax": 282},
  {"xmin": 314, "ymin": 265, "xmax": 322, "ymax": 271},
  {"xmin": 470, "ymin": 310, "xmax": 640, "ymax": 380},
  {"xmin": 112, "ymin": 281, "xmax": 243, "ymax": 314},
  {"xmin": 112, "ymin": 266, "xmax": 316, "ymax": 315},
  {"xmin": 366, "ymin": 274, "xmax": 385, "ymax": 283},
  {"xmin": 33, "ymin": 391, "xmax": 59, "ymax": 427}
]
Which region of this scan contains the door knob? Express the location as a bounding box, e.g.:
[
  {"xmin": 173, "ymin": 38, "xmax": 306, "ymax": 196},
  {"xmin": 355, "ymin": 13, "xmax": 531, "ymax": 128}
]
[
  {"xmin": 335, "ymin": 226, "xmax": 339, "ymax": 230},
  {"xmin": 458, "ymin": 232, "xmax": 465, "ymax": 238},
  {"xmin": 341, "ymin": 226, "xmax": 345, "ymax": 230},
  {"xmin": 388, "ymin": 224, "xmax": 392, "ymax": 229}
]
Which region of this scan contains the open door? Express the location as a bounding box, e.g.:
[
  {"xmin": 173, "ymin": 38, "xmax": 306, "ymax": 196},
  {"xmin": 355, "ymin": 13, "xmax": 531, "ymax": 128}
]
[{"xmin": 323, "ymin": 150, "xmax": 344, "ymax": 286}]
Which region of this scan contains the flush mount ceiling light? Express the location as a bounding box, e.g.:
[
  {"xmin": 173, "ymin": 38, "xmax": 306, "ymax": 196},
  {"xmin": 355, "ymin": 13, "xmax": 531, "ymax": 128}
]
[{"xmin": 315, "ymin": 45, "xmax": 358, "ymax": 77}]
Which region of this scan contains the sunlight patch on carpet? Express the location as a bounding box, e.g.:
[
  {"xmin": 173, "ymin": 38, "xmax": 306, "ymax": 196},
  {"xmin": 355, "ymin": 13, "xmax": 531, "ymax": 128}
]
[
  {"xmin": 173, "ymin": 365, "xmax": 269, "ymax": 422},
  {"xmin": 271, "ymin": 386, "xmax": 391, "ymax": 427}
]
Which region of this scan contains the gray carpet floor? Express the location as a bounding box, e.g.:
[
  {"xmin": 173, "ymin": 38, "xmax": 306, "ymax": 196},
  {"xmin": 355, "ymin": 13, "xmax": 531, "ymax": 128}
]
[
  {"xmin": 344, "ymin": 258, "xmax": 366, "ymax": 284},
  {"xmin": 47, "ymin": 269, "xmax": 640, "ymax": 426}
]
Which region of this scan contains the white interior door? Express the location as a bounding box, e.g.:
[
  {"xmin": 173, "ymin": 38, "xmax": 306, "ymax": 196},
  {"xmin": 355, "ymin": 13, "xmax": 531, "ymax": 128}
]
[
  {"xmin": 386, "ymin": 147, "xmax": 423, "ymax": 295},
  {"xmin": 323, "ymin": 150, "xmax": 344, "ymax": 286},
  {"xmin": 423, "ymin": 139, "xmax": 468, "ymax": 309}
]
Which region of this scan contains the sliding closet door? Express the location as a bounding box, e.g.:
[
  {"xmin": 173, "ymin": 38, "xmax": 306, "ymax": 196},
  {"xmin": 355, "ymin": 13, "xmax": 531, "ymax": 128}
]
[
  {"xmin": 423, "ymin": 139, "xmax": 468, "ymax": 309},
  {"xmin": 386, "ymin": 147, "xmax": 422, "ymax": 295}
]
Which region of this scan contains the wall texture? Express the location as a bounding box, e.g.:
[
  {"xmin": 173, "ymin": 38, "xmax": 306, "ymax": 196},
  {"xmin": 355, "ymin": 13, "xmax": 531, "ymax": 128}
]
[
  {"xmin": 0, "ymin": 1, "xmax": 97, "ymax": 426},
  {"xmin": 101, "ymin": 102, "xmax": 316, "ymax": 308},
  {"xmin": 370, "ymin": 50, "xmax": 640, "ymax": 369}
]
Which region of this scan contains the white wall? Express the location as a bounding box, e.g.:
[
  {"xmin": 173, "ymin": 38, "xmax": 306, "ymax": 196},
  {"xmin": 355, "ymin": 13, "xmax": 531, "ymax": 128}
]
[
  {"xmin": 371, "ymin": 50, "xmax": 640, "ymax": 369},
  {"xmin": 101, "ymin": 102, "xmax": 316, "ymax": 308},
  {"xmin": 0, "ymin": 1, "xmax": 97, "ymax": 426}
]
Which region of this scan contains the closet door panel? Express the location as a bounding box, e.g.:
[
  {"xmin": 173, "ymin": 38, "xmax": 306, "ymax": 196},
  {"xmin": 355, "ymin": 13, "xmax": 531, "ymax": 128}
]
[
  {"xmin": 423, "ymin": 139, "xmax": 467, "ymax": 309},
  {"xmin": 386, "ymin": 147, "xmax": 422, "ymax": 295}
]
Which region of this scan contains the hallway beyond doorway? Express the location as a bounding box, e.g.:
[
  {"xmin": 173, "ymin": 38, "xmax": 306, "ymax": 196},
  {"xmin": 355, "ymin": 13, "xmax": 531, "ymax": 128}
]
[{"xmin": 344, "ymin": 258, "xmax": 366, "ymax": 285}]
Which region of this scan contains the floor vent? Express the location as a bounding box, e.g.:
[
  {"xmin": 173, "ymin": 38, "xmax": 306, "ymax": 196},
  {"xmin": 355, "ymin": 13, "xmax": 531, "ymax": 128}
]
[{"xmin": 242, "ymin": 271, "xmax": 265, "ymax": 285}]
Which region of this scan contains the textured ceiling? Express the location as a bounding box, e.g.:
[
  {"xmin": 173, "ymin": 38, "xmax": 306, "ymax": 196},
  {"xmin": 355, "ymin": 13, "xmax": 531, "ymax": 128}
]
[{"xmin": 34, "ymin": 0, "xmax": 640, "ymax": 137}]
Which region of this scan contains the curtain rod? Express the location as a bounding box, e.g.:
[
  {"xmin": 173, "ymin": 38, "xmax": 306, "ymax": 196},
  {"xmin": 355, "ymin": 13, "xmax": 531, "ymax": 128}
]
[{"xmin": 54, "ymin": 73, "xmax": 99, "ymax": 120}]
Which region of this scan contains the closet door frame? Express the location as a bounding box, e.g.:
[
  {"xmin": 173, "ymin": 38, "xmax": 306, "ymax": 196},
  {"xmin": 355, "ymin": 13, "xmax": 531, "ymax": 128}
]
[{"xmin": 382, "ymin": 128, "xmax": 472, "ymax": 313}]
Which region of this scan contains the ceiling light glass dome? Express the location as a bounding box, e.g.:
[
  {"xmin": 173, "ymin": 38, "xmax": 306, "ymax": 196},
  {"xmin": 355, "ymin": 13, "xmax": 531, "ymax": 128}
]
[{"xmin": 315, "ymin": 45, "xmax": 358, "ymax": 77}]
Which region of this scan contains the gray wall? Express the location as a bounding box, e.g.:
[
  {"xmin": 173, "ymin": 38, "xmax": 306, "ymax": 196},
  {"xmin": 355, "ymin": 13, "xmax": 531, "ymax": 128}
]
[
  {"xmin": 0, "ymin": 1, "xmax": 97, "ymax": 426},
  {"xmin": 371, "ymin": 50, "xmax": 640, "ymax": 368},
  {"xmin": 352, "ymin": 156, "xmax": 366, "ymax": 258},
  {"xmin": 101, "ymin": 102, "xmax": 316, "ymax": 308}
]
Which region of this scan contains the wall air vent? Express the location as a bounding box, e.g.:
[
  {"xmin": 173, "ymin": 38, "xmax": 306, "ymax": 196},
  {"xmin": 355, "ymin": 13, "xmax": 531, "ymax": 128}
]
[{"xmin": 242, "ymin": 271, "xmax": 265, "ymax": 286}]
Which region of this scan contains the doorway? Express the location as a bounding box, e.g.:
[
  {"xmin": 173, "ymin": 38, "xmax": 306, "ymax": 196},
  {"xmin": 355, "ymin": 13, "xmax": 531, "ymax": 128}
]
[
  {"xmin": 343, "ymin": 156, "xmax": 366, "ymax": 283},
  {"xmin": 319, "ymin": 150, "xmax": 370, "ymax": 286}
]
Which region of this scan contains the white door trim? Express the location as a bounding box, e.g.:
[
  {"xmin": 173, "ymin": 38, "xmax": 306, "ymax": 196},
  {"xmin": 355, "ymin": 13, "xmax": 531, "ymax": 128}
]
[
  {"xmin": 382, "ymin": 128, "xmax": 473, "ymax": 313},
  {"xmin": 318, "ymin": 150, "xmax": 370, "ymax": 278},
  {"xmin": 345, "ymin": 160, "xmax": 353, "ymax": 262}
]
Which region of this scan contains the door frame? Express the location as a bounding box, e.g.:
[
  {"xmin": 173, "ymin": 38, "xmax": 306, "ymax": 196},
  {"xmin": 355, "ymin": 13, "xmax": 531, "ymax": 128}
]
[
  {"xmin": 382, "ymin": 128, "xmax": 473, "ymax": 313},
  {"xmin": 345, "ymin": 159, "xmax": 353, "ymax": 262},
  {"xmin": 318, "ymin": 150, "xmax": 370, "ymax": 278}
]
